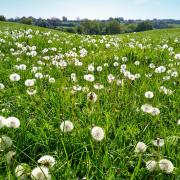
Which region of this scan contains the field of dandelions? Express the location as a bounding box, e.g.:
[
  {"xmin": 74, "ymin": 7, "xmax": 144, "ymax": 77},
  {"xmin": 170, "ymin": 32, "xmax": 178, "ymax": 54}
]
[{"xmin": 0, "ymin": 21, "xmax": 180, "ymax": 179}]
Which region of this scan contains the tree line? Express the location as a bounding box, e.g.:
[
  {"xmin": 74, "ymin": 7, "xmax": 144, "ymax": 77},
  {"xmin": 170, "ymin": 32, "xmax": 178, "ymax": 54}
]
[{"xmin": 0, "ymin": 15, "xmax": 179, "ymax": 35}]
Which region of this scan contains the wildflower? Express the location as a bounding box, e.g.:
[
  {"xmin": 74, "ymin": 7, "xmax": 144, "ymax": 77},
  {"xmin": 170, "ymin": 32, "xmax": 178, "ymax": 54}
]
[
  {"xmin": 94, "ymin": 83, "xmax": 104, "ymax": 90},
  {"xmin": 10, "ymin": 73, "xmax": 20, "ymax": 82},
  {"xmin": 0, "ymin": 83, "xmax": 5, "ymax": 89},
  {"xmin": 91, "ymin": 126, "xmax": 105, "ymax": 141},
  {"xmin": 159, "ymin": 159, "xmax": 174, "ymax": 174},
  {"xmin": 113, "ymin": 62, "xmax": 119, "ymax": 67},
  {"xmin": 107, "ymin": 74, "xmax": 115, "ymax": 83},
  {"xmin": 175, "ymin": 53, "xmax": 180, "ymax": 60},
  {"xmin": 15, "ymin": 163, "xmax": 31, "ymax": 180},
  {"xmin": 6, "ymin": 117, "xmax": 20, "ymax": 128},
  {"xmin": 88, "ymin": 64, "xmax": 94, "ymax": 72},
  {"xmin": 144, "ymin": 91, "xmax": 154, "ymax": 99},
  {"xmin": 87, "ymin": 92, "xmax": 98, "ymax": 102},
  {"xmin": 141, "ymin": 104, "xmax": 153, "ymax": 113},
  {"xmin": 35, "ymin": 73, "xmax": 43, "ymax": 79},
  {"xmin": 0, "ymin": 135, "xmax": 13, "ymax": 151},
  {"xmin": 49, "ymin": 78, "xmax": 55, "ymax": 83},
  {"xmin": 146, "ymin": 160, "xmax": 157, "ymax": 172},
  {"xmin": 25, "ymin": 79, "xmax": 35, "ymax": 87},
  {"xmin": 97, "ymin": 66, "xmax": 103, "ymax": 72},
  {"xmin": 84, "ymin": 74, "xmax": 95, "ymax": 82},
  {"xmin": 37, "ymin": 155, "xmax": 55, "ymax": 167},
  {"xmin": 134, "ymin": 142, "xmax": 147, "ymax": 153},
  {"xmin": 0, "ymin": 116, "xmax": 6, "ymax": 128},
  {"xmin": 31, "ymin": 166, "xmax": 51, "ymax": 180},
  {"xmin": 150, "ymin": 107, "xmax": 160, "ymax": 116},
  {"xmin": 134, "ymin": 61, "xmax": 140, "ymax": 66},
  {"xmin": 177, "ymin": 119, "xmax": 180, "ymax": 125},
  {"xmin": 60, "ymin": 120, "xmax": 74, "ymax": 133},
  {"xmin": 152, "ymin": 138, "xmax": 164, "ymax": 147},
  {"xmin": 73, "ymin": 85, "xmax": 82, "ymax": 91},
  {"xmin": 27, "ymin": 88, "xmax": 37, "ymax": 96},
  {"xmin": 6, "ymin": 151, "xmax": 16, "ymax": 165}
]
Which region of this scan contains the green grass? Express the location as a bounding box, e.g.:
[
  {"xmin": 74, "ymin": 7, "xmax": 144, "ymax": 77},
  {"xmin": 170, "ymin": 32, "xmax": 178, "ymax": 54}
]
[{"xmin": 0, "ymin": 21, "xmax": 180, "ymax": 179}]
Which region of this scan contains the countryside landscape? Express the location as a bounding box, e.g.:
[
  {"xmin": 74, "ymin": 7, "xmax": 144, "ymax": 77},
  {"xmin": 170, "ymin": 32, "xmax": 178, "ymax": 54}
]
[{"xmin": 0, "ymin": 0, "xmax": 180, "ymax": 179}]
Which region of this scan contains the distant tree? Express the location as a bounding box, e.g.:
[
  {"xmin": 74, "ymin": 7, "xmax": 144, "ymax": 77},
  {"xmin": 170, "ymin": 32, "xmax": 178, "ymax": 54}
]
[
  {"xmin": 20, "ymin": 17, "xmax": 33, "ymax": 25},
  {"xmin": 0, "ymin": 15, "xmax": 6, "ymax": 21},
  {"xmin": 65, "ymin": 27, "xmax": 76, "ymax": 33},
  {"xmin": 125, "ymin": 24, "xmax": 137, "ymax": 33},
  {"xmin": 106, "ymin": 20, "xmax": 123, "ymax": 34},
  {"xmin": 136, "ymin": 21, "xmax": 153, "ymax": 32},
  {"xmin": 35, "ymin": 18, "xmax": 50, "ymax": 27},
  {"xmin": 62, "ymin": 16, "xmax": 68, "ymax": 22},
  {"xmin": 47, "ymin": 17, "xmax": 62, "ymax": 27}
]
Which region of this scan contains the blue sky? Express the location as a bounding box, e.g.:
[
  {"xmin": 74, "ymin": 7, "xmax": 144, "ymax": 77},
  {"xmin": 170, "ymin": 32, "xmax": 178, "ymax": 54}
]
[{"xmin": 0, "ymin": 0, "xmax": 179, "ymax": 20}]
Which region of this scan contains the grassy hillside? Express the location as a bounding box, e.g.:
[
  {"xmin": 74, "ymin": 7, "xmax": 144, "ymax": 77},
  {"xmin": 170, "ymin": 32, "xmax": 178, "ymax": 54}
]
[{"xmin": 0, "ymin": 21, "xmax": 180, "ymax": 179}]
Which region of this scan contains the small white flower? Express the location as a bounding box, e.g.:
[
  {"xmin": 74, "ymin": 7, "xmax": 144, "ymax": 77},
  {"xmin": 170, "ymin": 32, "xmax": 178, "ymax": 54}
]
[
  {"xmin": 152, "ymin": 138, "xmax": 164, "ymax": 147},
  {"xmin": 144, "ymin": 91, "xmax": 154, "ymax": 99},
  {"xmin": 134, "ymin": 61, "xmax": 140, "ymax": 66},
  {"xmin": 87, "ymin": 92, "xmax": 98, "ymax": 102},
  {"xmin": 6, "ymin": 151, "xmax": 16, "ymax": 165},
  {"xmin": 15, "ymin": 163, "xmax": 30, "ymax": 180},
  {"xmin": 146, "ymin": 160, "xmax": 157, "ymax": 172},
  {"xmin": 97, "ymin": 66, "xmax": 103, "ymax": 72},
  {"xmin": 49, "ymin": 78, "xmax": 55, "ymax": 83},
  {"xmin": 25, "ymin": 79, "xmax": 35, "ymax": 87},
  {"xmin": 150, "ymin": 107, "xmax": 160, "ymax": 116},
  {"xmin": 91, "ymin": 126, "xmax": 105, "ymax": 141},
  {"xmin": 27, "ymin": 88, "xmax": 37, "ymax": 96},
  {"xmin": 31, "ymin": 166, "xmax": 51, "ymax": 180},
  {"xmin": 84, "ymin": 74, "xmax": 95, "ymax": 82},
  {"xmin": 88, "ymin": 64, "xmax": 94, "ymax": 72},
  {"xmin": 94, "ymin": 83, "xmax": 104, "ymax": 90},
  {"xmin": 141, "ymin": 104, "xmax": 153, "ymax": 113},
  {"xmin": 6, "ymin": 117, "xmax": 20, "ymax": 128},
  {"xmin": 0, "ymin": 116, "xmax": 6, "ymax": 128},
  {"xmin": 10, "ymin": 73, "xmax": 20, "ymax": 82},
  {"xmin": 60, "ymin": 120, "xmax": 74, "ymax": 133},
  {"xmin": 177, "ymin": 119, "xmax": 180, "ymax": 125},
  {"xmin": 0, "ymin": 135, "xmax": 13, "ymax": 151},
  {"xmin": 159, "ymin": 159, "xmax": 174, "ymax": 174},
  {"xmin": 0, "ymin": 83, "xmax": 5, "ymax": 89},
  {"xmin": 134, "ymin": 142, "xmax": 147, "ymax": 153},
  {"xmin": 37, "ymin": 155, "xmax": 55, "ymax": 167},
  {"xmin": 35, "ymin": 73, "xmax": 43, "ymax": 79}
]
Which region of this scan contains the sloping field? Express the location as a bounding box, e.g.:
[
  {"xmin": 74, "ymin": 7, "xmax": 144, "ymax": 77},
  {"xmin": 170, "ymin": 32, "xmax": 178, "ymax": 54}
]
[{"xmin": 0, "ymin": 22, "xmax": 180, "ymax": 179}]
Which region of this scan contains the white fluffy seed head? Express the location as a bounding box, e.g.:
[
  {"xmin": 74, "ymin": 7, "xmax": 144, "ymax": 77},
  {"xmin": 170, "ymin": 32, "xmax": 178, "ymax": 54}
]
[
  {"xmin": 37, "ymin": 155, "xmax": 55, "ymax": 167},
  {"xmin": 15, "ymin": 163, "xmax": 31, "ymax": 180},
  {"xmin": 87, "ymin": 92, "xmax": 98, "ymax": 102},
  {"xmin": 84, "ymin": 74, "xmax": 95, "ymax": 82},
  {"xmin": 141, "ymin": 104, "xmax": 153, "ymax": 113},
  {"xmin": 0, "ymin": 83, "xmax": 5, "ymax": 89},
  {"xmin": 0, "ymin": 116, "xmax": 6, "ymax": 128},
  {"xmin": 91, "ymin": 126, "xmax": 105, "ymax": 141},
  {"xmin": 144, "ymin": 91, "xmax": 154, "ymax": 99},
  {"xmin": 134, "ymin": 142, "xmax": 147, "ymax": 153},
  {"xmin": 150, "ymin": 107, "xmax": 160, "ymax": 116},
  {"xmin": 25, "ymin": 79, "xmax": 35, "ymax": 87},
  {"xmin": 177, "ymin": 119, "xmax": 180, "ymax": 125},
  {"xmin": 10, "ymin": 73, "xmax": 20, "ymax": 82},
  {"xmin": 0, "ymin": 135, "xmax": 13, "ymax": 151},
  {"xmin": 60, "ymin": 120, "xmax": 74, "ymax": 133},
  {"xmin": 6, "ymin": 117, "xmax": 20, "ymax": 128},
  {"xmin": 152, "ymin": 138, "xmax": 164, "ymax": 147},
  {"xmin": 31, "ymin": 166, "xmax": 51, "ymax": 180},
  {"xmin": 159, "ymin": 159, "xmax": 174, "ymax": 174},
  {"xmin": 146, "ymin": 160, "xmax": 157, "ymax": 172}
]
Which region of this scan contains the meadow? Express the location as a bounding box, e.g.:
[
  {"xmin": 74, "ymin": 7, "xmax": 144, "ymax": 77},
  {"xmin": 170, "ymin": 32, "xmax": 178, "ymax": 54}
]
[{"xmin": 0, "ymin": 21, "xmax": 180, "ymax": 179}]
